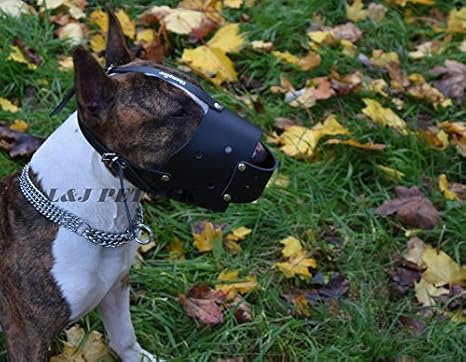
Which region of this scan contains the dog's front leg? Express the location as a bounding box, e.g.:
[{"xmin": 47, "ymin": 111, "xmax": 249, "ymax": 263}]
[{"xmin": 98, "ymin": 274, "xmax": 158, "ymax": 362}]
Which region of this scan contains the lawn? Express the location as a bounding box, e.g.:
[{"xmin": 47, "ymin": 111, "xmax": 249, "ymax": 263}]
[{"xmin": 1, "ymin": 0, "xmax": 466, "ymax": 361}]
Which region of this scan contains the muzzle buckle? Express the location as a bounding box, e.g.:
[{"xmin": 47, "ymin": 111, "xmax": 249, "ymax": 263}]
[{"xmin": 133, "ymin": 223, "xmax": 154, "ymax": 245}]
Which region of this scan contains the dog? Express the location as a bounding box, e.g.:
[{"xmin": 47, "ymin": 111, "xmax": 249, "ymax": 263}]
[
  {"xmin": 0, "ymin": 7, "xmax": 277, "ymax": 361},
  {"xmin": 0, "ymin": 10, "xmax": 208, "ymax": 361}
]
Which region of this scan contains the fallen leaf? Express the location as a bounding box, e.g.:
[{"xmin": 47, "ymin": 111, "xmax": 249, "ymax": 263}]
[
  {"xmin": 89, "ymin": 33, "xmax": 106, "ymax": 53},
  {"xmin": 140, "ymin": 6, "xmax": 204, "ymax": 36},
  {"xmin": 369, "ymin": 49, "xmax": 400, "ymax": 68},
  {"xmin": 207, "ymin": 23, "xmax": 244, "ymax": 53},
  {"xmin": 251, "ymin": 40, "xmax": 274, "ymax": 51},
  {"xmin": 326, "ymin": 138, "xmax": 386, "ymax": 150},
  {"xmin": 279, "ymin": 236, "xmax": 303, "ymax": 258},
  {"xmin": 216, "ymin": 271, "xmax": 258, "ymax": 300},
  {"xmin": 50, "ymin": 325, "xmax": 109, "ymax": 362},
  {"xmin": 12, "ymin": 37, "xmax": 42, "ymax": 66},
  {"xmin": 7, "ymin": 45, "xmax": 37, "ymax": 70},
  {"xmin": 225, "ymin": 226, "xmax": 252, "ymax": 242},
  {"xmin": 276, "ymin": 115, "xmax": 350, "ymax": 159},
  {"xmin": 376, "ymin": 165, "xmax": 405, "ymax": 180},
  {"xmin": 224, "ymin": 0, "xmax": 243, "ymax": 8},
  {"xmin": 375, "ymin": 186, "xmax": 441, "ymax": 229},
  {"xmin": 460, "ymin": 41, "xmax": 466, "ymax": 53},
  {"xmin": 407, "ymin": 73, "xmax": 452, "ymax": 108},
  {"xmin": 226, "ymin": 296, "xmax": 252, "ymax": 324},
  {"xmin": 415, "ymin": 278, "xmax": 449, "ymax": 307},
  {"xmin": 58, "ymin": 56, "xmax": 74, "ymax": 71},
  {"xmin": 404, "ymin": 237, "xmax": 426, "ymax": 267},
  {"xmin": 298, "ymin": 51, "xmax": 321, "ymax": 71},
  {"xmin": 114, "ymin": 9, "xmax": 136, "ymax": 39},
  {"xmin": 430, "ymin": 60, "xmax": 466, "ymax": 102},
  {"xmin": 192, "ymin": 221, "xmax": 223, "ymax": 252},
  {"xmin": 421, "ymin": 245, "xmax": 466, "ymax": 286},
  {"xmin": 408, "ymin": 40, "xmax": 443, "ymax": 59},
  {"xmin": 272, "ymin": 50, "xmax": 300, "ymax": 65},
  {"xmin": 368, "ymin": 3, "xmax": 387, "ymax": 22},
  {"xmin": 287, "ymin": 77, "xmax": 336, "ymax": 108},
  {"xmin": 361, "ymin": 98, "xmax": 408, "ymax": 134},
  {"xmin": 56, "ymin": 22, "xmax": 84, "ymax": 46},
  {"xmin": 275, "ymin": 250, "xmax": 317, "ymax": 278},
  {"xmin": 179, "ymin": 284, "xmax": 226, "ymax": 326},
  {"xmin": 346, "ymin": 0, "xmax": 368, "ymax": 22},
  {"xmin": 330, "ymin": 69, "xmax": 362, "ymax": 95},
  {"xmin": 89, "ymin": 8, "xmax": 108, "ymax": 32},
  {"xmin": 168, "ymin": 237, "xmax": 186, "ymax": 260},
  {"xmin": 0, "ymin": 122, "xmax": 43, "ymax": 158},
  {"xmin": 438, "ymin": 174, "xmax": 459, "ymax": 201},
  {"xmin": 0, "ymin": 97, "xmax": 19, "ymax": 113},
  {"xmin": 9, "ymin": 119, "xmax": 28, "ymax": 132},
  {"xmin": 446, "ymin": 7, "xmax": 466, "ymax": 34},
  {"xmin": 0, "ymin": 0, "xmax": 32, "ymax": 17},
  {"xmin": 182, "ymin": 45, "xmax": 237, "ymax": 85},
  {"xmin": 365, "ymin": 79, "xmax": 389, "ymax": 97},
  {"xmin": 331, "ymin": 22, "xmax": 363, "ymax": 43}
]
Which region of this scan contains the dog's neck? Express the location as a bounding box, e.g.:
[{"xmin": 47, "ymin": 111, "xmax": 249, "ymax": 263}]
[{"xmin": 30, "ymin": 111, "xmax": 141, "ymax": 232}]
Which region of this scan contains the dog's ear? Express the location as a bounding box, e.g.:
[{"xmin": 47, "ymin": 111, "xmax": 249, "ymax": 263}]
[
  {"xmin": 105, "ymin": 6, "xmax": 132, "ymax": 67},
  {"xmin": 73, "ymin": 46, "xmax": 113, "ymax": 116}
]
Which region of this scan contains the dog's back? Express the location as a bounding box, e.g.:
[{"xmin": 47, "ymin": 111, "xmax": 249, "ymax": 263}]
[{"xmin": 0, "ymin": 173, "xmax": 70, "ymax": 360}]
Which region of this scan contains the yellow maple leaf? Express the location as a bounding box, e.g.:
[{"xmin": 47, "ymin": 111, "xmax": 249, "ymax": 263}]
[
  {"xmin": 192, "ymin": 221, "xmax": 223, "ymax": 252},
  {"xmin": 224, "ymin": 0, "xmax": 243, "ymax": 8},
  {"xmin": 9, "ymin": 119, "xmax": 28, "ymax": 132},
  {"xmin": 89, "ymin": 33, "xmax": 106, "ymax": 53},
  {"xmin": 438, "ymin": 174, "xmax": 459, "ymax": 201},
  {"xmin": 90, "ymin": 9, "xmax": 108, "ymax": 32},
  {"xmin": 277, "ymin": 115, "xmax": 350, "ymax": 159},
  {"xmin": 361, "ymin": 98, "xmax": 408, "ymax": 134},
  {"xmin": 7, "ymin": 45, "xmax": 37, "ymax": 70},
  {"xmin": 375, "ymin": 165, "xmax": 405, "ymax": 180},
  {"xmin": 216, "ymin": 270, "xmax": 258, "ymax": 299},
  {"xmin": 116, "ymin": 9, "xmax": 136, "ymax": 39},
  {"xmin": 307, "ymin": 31, "xmax": 336, "ymax": 45},
  {"xmin": 414, "ymin": 278, "xmax": 449, "ymax": 307},
  {"xmin": 369, "ymin": 49, "xmax": 400, "ymax": 67},
  {"xmin": 50, "ymin": 325, "xmax": 109, "ymax": 362},
  {"xmin": 275, "ymin": 250, "xmax": 317, "ymax": 278},
  {"xmin": 182, "ymin": 45, "xmax": 237, "ymax": 85},
  {"xmin": 326, "ymin": 138, "xmax": 385, "ymax": 151},
  {"xmin": 207, "ymin": 23, "xmax": 245, "ymax": 53},
  {"xmin": 0, "ymin": 97, "xmax": 20, "ymax": 113},
  {"xmin": 279, "ymin": 236, "xmax": 303, "ymax": 258},
  {"xmin": 345, "ymin": 0, "xmax": 368, "ymax": 22},
  {"xmin": 272, "ymin": 50, "xmax": 300, "ymax": 65},
  {"xmin": 56, "ymin": 23, "xmax": 83, "ymax": 46},
  {"xmin": 58, "ymin": 56, "xmax": 74, "ymax": 71},
  {"xmin": 226, "ymin": 226, "xmax": 252, "ymax": 242},
  {"xmin": 168, "ymin": 237, "xmax": 186, "ymax": 260},
  {"xmin": 447, "ymin": 7, "xmax": 466, "ymax": 34},
  {"xmin": 136, "ymin": 29, "xmax": 155, "ymax": 44},
  {"xmin": 407, "ymin": 73, "xmax": 452, "ymax": 109},
  {"xmin": 421, "ymin": 245, "xmax": 466, "ymax": 286}
]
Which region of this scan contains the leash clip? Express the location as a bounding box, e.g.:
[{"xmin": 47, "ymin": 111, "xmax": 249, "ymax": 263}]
[{"xmin": 133, "ymin": 223, "xmax": 154, "ymax": 245}]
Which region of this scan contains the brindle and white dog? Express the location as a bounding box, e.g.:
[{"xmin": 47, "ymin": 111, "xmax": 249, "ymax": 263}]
[{"xmin": 0, "ymin": 10, "xmax": 207, "ymax": 362}]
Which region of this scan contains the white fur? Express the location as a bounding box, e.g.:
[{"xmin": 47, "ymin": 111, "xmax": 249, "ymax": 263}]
[{"xmin": 29, "ymin": 111, "xmax": 157, "ymax": 361}]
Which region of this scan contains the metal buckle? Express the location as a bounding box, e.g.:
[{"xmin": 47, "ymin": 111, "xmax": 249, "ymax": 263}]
[
  {"xmin": 76, "ymin": 222, "xmax": 91, "ymax": 236},
  {"xmin": 101, "ymin": 153, "xmax": 120, "ymax": 168},
  {"xmin": 133, "ymin": 223, "xmax": 154, "ymax": 245}
]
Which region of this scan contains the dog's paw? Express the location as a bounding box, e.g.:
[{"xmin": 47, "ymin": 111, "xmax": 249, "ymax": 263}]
[
  {"xmin": 118, "ymin": 346, "xmax": 164, "ymax": 362},
  {"xmin": 139, "ymin": 349, "xmax": 164, "ymax": 362}
]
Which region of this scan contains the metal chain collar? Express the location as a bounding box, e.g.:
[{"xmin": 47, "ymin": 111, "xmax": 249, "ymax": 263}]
[{"xmin": 19, "ymin": 164, "xmax": 147, "ymax": 248}]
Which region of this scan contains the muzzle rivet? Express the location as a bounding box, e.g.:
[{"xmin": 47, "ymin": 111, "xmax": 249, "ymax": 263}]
[
  {"xmin": 223, "ymin": 194, "xmax": 232, "ymax": 202},
  {"xmin": 214, "ymin": 102, "xmax": 223, "ymax": 110},
  {"xmin": 161, "ymin": 175, "xmax": 170, "ymax": 182},
  {"xmin": 238, "ymin": 163, "xmax": 246, "ymax": 172}
]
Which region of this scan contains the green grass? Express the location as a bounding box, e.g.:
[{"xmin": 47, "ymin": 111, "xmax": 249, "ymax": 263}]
[{"xmin": 1, "ymin": 0, "xmax": 466, "ymax": 361}]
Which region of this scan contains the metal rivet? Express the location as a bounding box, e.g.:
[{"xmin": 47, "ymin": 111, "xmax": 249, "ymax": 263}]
[
  {"xmin": 238, "ymin": 163, "xmax": 246, "ymax": 172},
  {"xmin": 195, "ymin": 152, "xmax": 203, "ymax": 160},
  {"xmin": 223, "ymin": 194, "xmax": 232, "ymax": 202},
  {"xmin": 214, "ymin": 102, "xmax": 223, "ymax": 110},
  {"xmin": 161, "ymin": 175, "xmax": 170, "ymax": 182},
  {"xmin": 225, "ymin": 145, "xmax": 233, "ymax": 154}
]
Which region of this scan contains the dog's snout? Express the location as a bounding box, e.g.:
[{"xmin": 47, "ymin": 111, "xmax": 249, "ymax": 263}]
[{"xmin": 250, "ymin": 143, "xmax": 267, "ymax": 165}]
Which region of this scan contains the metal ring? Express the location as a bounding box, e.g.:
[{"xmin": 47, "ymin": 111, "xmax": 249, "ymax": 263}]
[{"xmin": 134, "ymin": 223, "xmax": 154, "ymax": 245}]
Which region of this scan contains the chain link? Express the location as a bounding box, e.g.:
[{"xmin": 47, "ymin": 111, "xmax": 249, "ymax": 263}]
[{"xmin": 19, "ymin": 164, "xmax": 144, "ymax": 248}]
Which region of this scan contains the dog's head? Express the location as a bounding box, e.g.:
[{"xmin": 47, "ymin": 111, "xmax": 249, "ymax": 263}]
[{"xmin": 73, "ymin": 10, "xmax": 204, "ymax": 169}]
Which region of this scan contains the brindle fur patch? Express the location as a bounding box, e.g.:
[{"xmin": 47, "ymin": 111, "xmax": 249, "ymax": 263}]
[{"xmin": 0, "ymin": 171, "xmax": 70, "ymax": 361}]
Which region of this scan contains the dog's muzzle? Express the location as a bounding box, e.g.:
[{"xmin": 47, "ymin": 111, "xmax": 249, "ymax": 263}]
[{"xmin": 79, "ymin": 65, "xmax": 277, "ymax": 212}]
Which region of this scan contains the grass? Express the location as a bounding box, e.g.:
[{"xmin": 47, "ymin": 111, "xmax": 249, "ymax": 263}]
[{"xmin": 1, "ymin": 0, "xmax": 466, "ymax": 360}]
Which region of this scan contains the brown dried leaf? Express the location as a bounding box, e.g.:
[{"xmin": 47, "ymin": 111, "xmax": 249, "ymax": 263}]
[
  {"xmin": 331, "ymin": 22, "xmax": 363, "ymax": 43},
  {"xmin": 430, "ymin": 60, "xmax": 466, "ymax": 102},
  {"xmin": 375, "ymin": 186, "xmax": 441, "ymax": 229},
  {"xmin": 0, "ymin": 122, "xmax": 43, "ymax": 158},
  {"xmin": 179, "ymin": 284, "xmax": 226, "ymax": 326}
]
